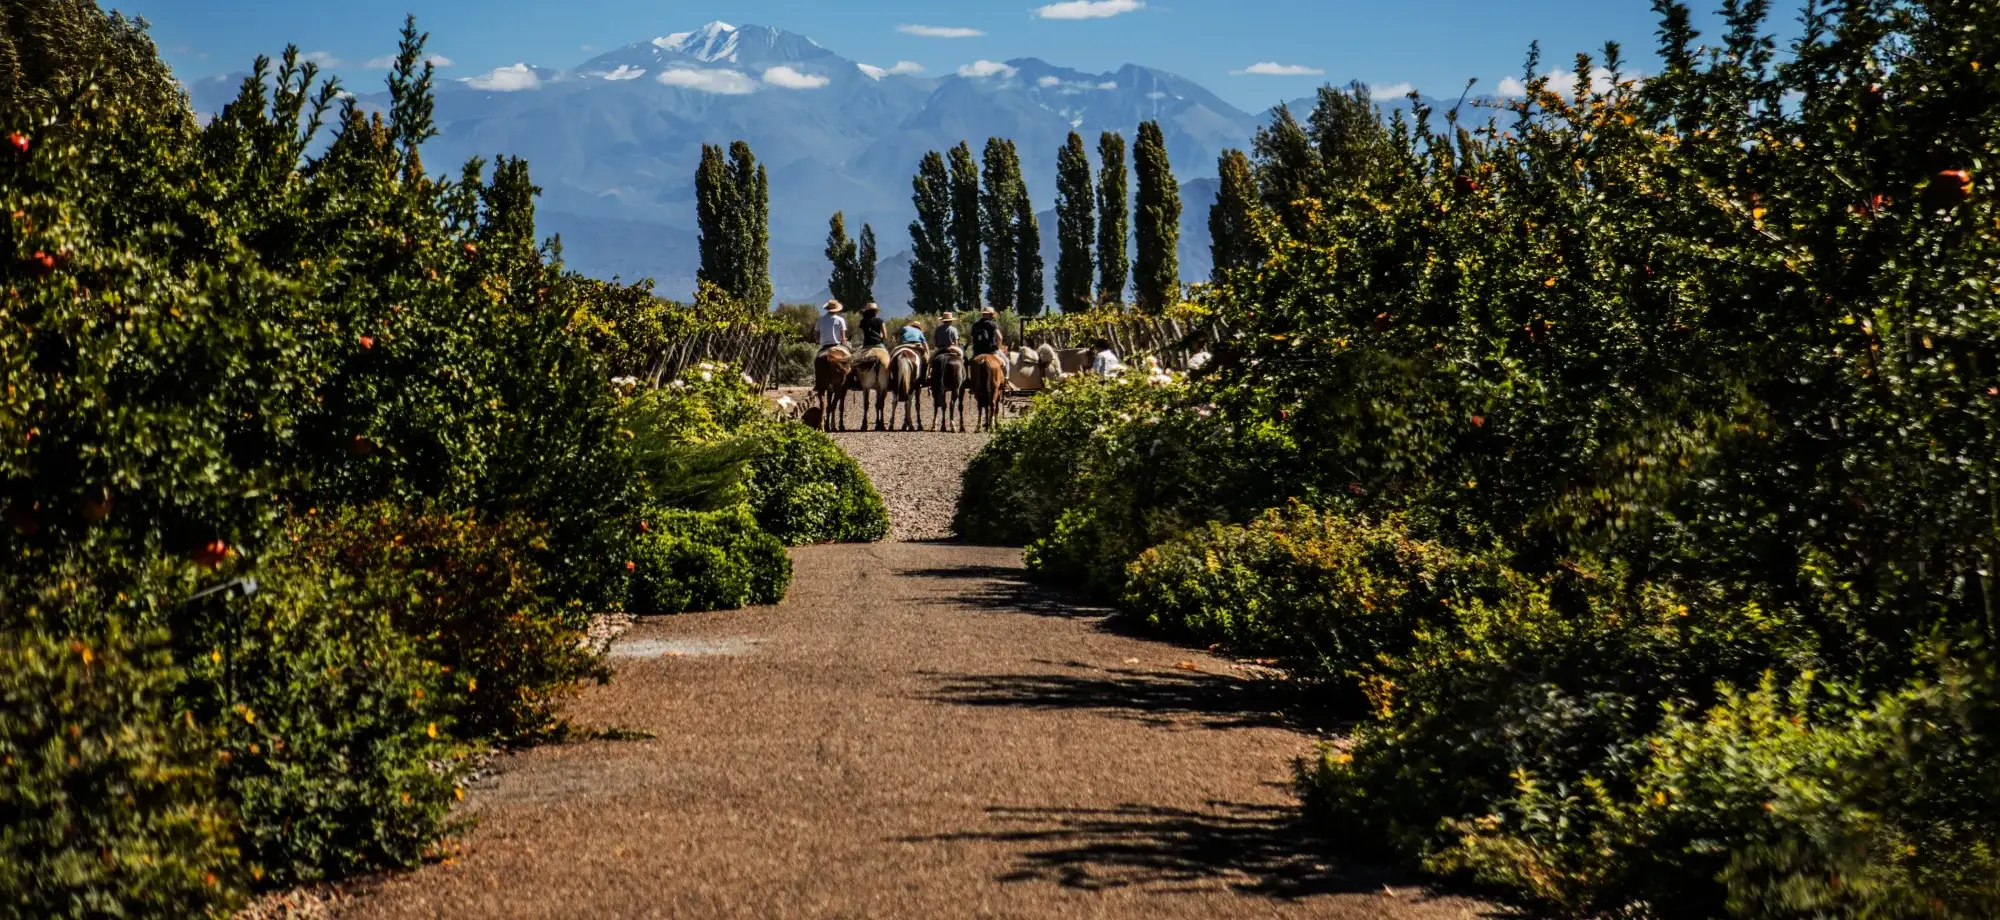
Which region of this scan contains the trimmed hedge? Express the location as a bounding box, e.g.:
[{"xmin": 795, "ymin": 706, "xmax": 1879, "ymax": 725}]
[
  {"xmin": 627, "ymin": 507, "xmax": 793, "ymax": 614},
  {"xmin": 747, "ymin": 423, "xmax": 889, "ymax": 546}
]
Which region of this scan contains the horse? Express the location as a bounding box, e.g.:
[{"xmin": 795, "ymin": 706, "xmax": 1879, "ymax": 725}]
[
  {"xmin": 968, "ymin": 352, "xmax": 1008, "ymax": 432},
  {"xmin": 812, "ymin": 346, "xmax": 852, "ymax": 431},
  {"xmin": 929, "ymin": 348, "xmax": 967, "ymax": 432},
  {"xmin": 887, "ymin": 345, "xmax": 926, "ymax": 431},
  {"xmin": 1007, "ymin": 343, "xmax": 1065, "ymax": 393},
  {"xmin": 847, "ymin": 346, "xmax": 895, "ymax": 432}
]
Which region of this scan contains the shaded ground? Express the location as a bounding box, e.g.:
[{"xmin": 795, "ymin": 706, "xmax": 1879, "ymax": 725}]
[{"xmin": 344, "ymin": 544, "xmax": 1493, "ymax": 919}]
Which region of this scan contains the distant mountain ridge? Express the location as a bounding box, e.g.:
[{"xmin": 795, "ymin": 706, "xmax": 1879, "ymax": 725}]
[{"xmin": 182, "ymin": 22, "xmax": 1433, "ymax": 312}]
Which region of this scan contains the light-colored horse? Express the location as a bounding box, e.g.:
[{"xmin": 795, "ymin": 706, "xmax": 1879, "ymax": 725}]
[
  {"xmin": 1007, "ymin": 342, "xmax": 1065, "ymax": 392},
  {"xmin": 887, "ymin": 345, "xmax": 925, "ymax": 431},
  {"xmin": 969, "ymin": 352, "xmax": 1009, "ymax": 432},
  {"xmin": 847, "ymin": 347, "xmax": 895, "ymax": 432}
]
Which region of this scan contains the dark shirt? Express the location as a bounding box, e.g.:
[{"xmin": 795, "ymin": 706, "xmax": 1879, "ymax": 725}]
[
  {"xmin": 932, "ymin": 324, "xmax": 961, "ymax": 350},
  {"xmin": 859, "ymin": 315, "xmax": 887, "ymax": 348},
  {"xmin": 970, "ymin": 318, "xmax": 1000, "ymax": 355}
]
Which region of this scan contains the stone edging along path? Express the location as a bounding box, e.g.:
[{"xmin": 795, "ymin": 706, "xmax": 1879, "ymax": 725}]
[{"xmin": 338, "ymin": 430, "xmax": 1493, "ymax": 919}]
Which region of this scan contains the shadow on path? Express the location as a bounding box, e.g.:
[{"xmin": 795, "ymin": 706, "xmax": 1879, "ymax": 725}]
[
  {"xmin": 918, "ymin": 665, "xmax": 1296, "ymax": 731},
  {"xmin": 896, "ymin": 565, "xmax": 1117, "ymax": 620},
  {"xmin": 902, "ymin": 800, "xmax": 1417, "ymax": 900}
]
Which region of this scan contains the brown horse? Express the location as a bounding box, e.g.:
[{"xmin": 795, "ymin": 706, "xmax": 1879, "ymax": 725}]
[
  {"xmin": 968, "ymin": 352, "xmax": 1008, "ymax": 432},
  {"xmin": 930, "ymin": 349, "xmax": 967, "ymax": 432},
  {"xmin": 887, "ymin": 345, "xmax": 925, "ymax": 431},
  {"xmin": 812, "ymin": 346, "xmax": 851, "ymax": 431}
]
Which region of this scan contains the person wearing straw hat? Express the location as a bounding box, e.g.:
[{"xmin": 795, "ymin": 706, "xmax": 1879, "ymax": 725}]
[
  {"xmin": 969, "ymin": 306, "xmax": 1002, "ymax": 360},
  {"xmin": 932, "ymin": 311, "xmax": 961, "ymax": 353},
  {"xmin": 816, "ymin": 300, "xmax": 848, "ymax": 353}
]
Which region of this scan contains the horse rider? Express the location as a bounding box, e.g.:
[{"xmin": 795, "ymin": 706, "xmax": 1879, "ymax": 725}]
[
  {"xmin": 932, "ymin": 311, "xmax": 962, "ymax": 354},
  {"xmin": 817, "ymin": 300, "xmax": 848, "ymax": 353},
  {"xmin": 970, "ymin": 306, "xmax": 1004, "ymax": 375},
  {"xmin": 898, "ymin": 317, "xmax": 930, "ymax": 383},
  {"xmin": 1091, "ymin": 337, "xmax": 1126, "ymax": 377}
]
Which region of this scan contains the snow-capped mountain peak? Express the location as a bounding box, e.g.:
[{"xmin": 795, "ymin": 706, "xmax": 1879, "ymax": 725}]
[{"xmin": 654, "ymin": 21, "xmax": 740, "ymax": 62}]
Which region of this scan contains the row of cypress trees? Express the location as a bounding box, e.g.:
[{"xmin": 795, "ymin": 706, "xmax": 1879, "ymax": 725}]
[
  {"xmin": 895, "ymin": 122, "xmax": 1183, "ymax": 316},
  {"xmin": 694, "ymin": 141, "xmax": 772, "ymax": 312}
]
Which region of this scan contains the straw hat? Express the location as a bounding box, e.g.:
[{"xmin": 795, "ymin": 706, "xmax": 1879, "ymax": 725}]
[
  {"xmin": 939, "ymin": 312, "xmax": 956, "ymax": 323},
  {"xmin": 980, "ymin": 306, "xmax": 997, "ymax": 316},
  {"xmin": 863, "ymin": 302, "xmax": 880, "ymax": 313},
  {"xmin": 823, "ymin": 300, "xmax": 843, "ymax": 313}
]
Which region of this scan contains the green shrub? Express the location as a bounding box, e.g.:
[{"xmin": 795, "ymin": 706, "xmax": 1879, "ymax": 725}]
[
  {"xmin": 627, "ymin": 508, "xmax": 792, "ymax": 614},
  {"xmin": 1122, "ymin": 506, "xmax": 1497, "ymax": 679},
  {"xmin": 776, "ymin": 341, "xmax": 818, "ymax": 386},
  {"xmin": 746, "ymin": 423, "xmax": 888, "ymax": 545},
  {"xmin": 0, "ymin": 619, "xmax": 238, "ymax": 919},
  {"xmin": 174, "ymin": 558, "xmax": 458, "ymax": 887},
  {"xmin": 288, "ymin": 504, "xmax": 605, "ymax": 740}
]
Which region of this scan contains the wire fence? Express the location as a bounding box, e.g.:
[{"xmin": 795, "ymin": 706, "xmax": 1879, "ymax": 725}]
[
  {"xmin": 1020, "ymin": 315, "xmax": 1228, "ymax": 371},
  {"xmin": 646, "ymin": 327, "xmax": 789, "ymax": 389}
]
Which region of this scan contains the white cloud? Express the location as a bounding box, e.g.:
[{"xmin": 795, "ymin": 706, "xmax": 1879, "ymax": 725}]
[
  {"xmin": 1496, "ymin": 76, "xmax": 1527, "ymax": 97},
  {"xmin": 898, "ymin": 24, "xmax": 984, "ymax": 38},
  {"xmin": 1033, "ymin": 0, "xmax": 1144, "ymax": 19},
  {"xmin": 1146, "ymin": 90, "xmax": 1169, "ymax": 99},
  {"xmin": 1535, "ymin": 66, "xmax": 1628, "ymax": 99},
  {"xmin": 603, "ymin": 65, "xmax": 646, "ymax": 81},
  {"xmin": 858, "ymin": 60, "xmax": 924, "ymax": 80},
  {"xmin": 464, "ymin": 63, "xmax": 541, "ymax": 91},
  {"xmin": 364, "ymin": 53, "xmax": 453, "ymax": 69},
  {"xmin": 764, "ymin": 65, "xmax": 830, "ymax": 89},
  {"xmin": 299, "ymin": 50, "xmax": 340, "ymax": 67},
  {"xmin": 1096, "ymin": 81, "xmax": 1117, "ymax": 89},
  {"xmin": 1037, "ymin": 75, "xmax": 1062, "ymax": 87},
  {"xmin": 657, "ymin": 67, "xmax": 757, "ymax": 94},
  {"xmin": 1230, "ymin": 62, "xmax": 1323, "ymax": 76},
  {"xmin": 1370, "ymin": 81, "xmax": 1415, "ymax": 98},
  {"xmin": 958, "ymin": 60, "xmax": 1016, "ymax": 79}
]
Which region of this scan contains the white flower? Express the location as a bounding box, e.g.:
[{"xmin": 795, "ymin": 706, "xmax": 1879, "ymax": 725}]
[
  {"xmin": 699, "ymin": 370, "xmax": 712, "ymax": 381},
  {"xmin": 742, "ymin": 372, "xmax": 758, "ymax": 386}
]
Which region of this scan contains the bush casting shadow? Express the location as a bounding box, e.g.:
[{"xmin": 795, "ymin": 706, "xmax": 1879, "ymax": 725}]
[
  {"xmin": 901, "ymin": 800, "xmax": 1445, "ymax": 901},
  {"xmin": 896, "ymin": 565, "xmax": 1118, "ymax": 620},
  {"xmin": 919, "ymin": 664, "xmax": 1299, "ymax": 731}
]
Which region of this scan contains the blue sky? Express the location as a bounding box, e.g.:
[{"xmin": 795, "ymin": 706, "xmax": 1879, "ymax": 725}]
[{"xmin": 130, "ymin": 1, "xmax": 1795, "ymax": 111}]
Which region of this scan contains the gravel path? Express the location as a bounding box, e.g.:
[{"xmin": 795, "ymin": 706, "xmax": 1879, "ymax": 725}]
[
  {"xmin": 343, "ymin": 544, "xmax": 1490, "ymax": 920},
  {"xmin": 829, "ymin": 428, "xmax": 988, "ymax": 542}
]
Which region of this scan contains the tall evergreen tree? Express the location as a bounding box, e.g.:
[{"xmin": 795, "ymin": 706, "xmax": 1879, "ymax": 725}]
[
  {"xmin": 1132, "ymin": 120, "xmax": 1181, "ymax": 313},
  {"xmin": 907, "ymin": 151, "xmax": 956, "ymax": 315},
  {"xmin": 981, "ymin": 138, "xmax": 1022, "ymax": 311},
  {"xmin": 1251, "ymin": 103, "xmax": 1321, "ymax": 239},
  {"xmin": 1095, "ymin": 131, "xmax": 1129, "ymax": 306},
  {"xmin": 856, "ymin": 223, "xmax": 878, "ymax": 306},
  {"xmin": 1054, "ymin": 132, "xmax": 1095, "ymax": 313},
  {"xmin": 948, "ymin": 142, "xmax": 982, "ymax": 313},
  {"xmin": 825, "ymin": 211, "xmax": 863, "ymax": 309},
  {"xmin": 1208, "ymin": 148, "xmax": 1269, "ymax": 283},
  {"xmin": 694, "ymin": 144, "xmax": 733, "ymax": 299},
  {"xmin": 1014, "ymin": 186, "xmax": 1046, "ymax": 317},
  {"xmin": 479, "ymin": 155, "xmax": 540, "ymax": 250},
  {"xmin": 1308, "ymin": 82, "xmax": 1393, "ymax": 192},
  {"xmin": 728, "ymin": 140, "xmax": 771, "ymax": 312}
]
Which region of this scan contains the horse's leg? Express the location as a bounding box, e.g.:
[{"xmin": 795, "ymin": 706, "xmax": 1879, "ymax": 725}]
[
  {"xmin": 913, "ymin": 388, "xmax": 923, "ymax": 431},
  {"xmin": 874, "ymin": 388, "xmax": 888, "ymax": 432}
]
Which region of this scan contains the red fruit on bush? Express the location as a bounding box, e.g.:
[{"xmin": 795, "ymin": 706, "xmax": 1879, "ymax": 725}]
[
  {"xmin": 463, "ymin": 242, "xmax": 479, "ymax": 256},
  {"xmin": 639, "ymin": 521, "xmax": 650, "ymax": 533},
  {"xmin": 625, "ymin": 560, "xmax": 637, "ymax": 572},
  {"xmin": 6, "ymin": 132, "xmax": 26, "ymax": 154},
  {"xmin": 24, "ymin": 250, "xmax": 55, "ymax": 278},
  {"xmin": 1471, "ymin": 414, "xmax": 1487, "ymax": 428},
  {"xmin": 1454, "ymin": 174, "xmax": 1479, "ymax": 195},
  {"xmin": 1928, "ymin": 169, "xmax": 1972, "ymax": 207},
  {"xmin": 358, "ymin": 335, "xmax": 376, "ymax": 350},
  {"xmin": 1372, "ymin": 313, "xmax": 1391, "ymax": 332},
  {"xmin": 192, "ymin": 540, "xmax": 232, "ymax": 569}
]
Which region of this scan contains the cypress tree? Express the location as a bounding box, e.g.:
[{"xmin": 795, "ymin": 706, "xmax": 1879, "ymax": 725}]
[
  {"xmin": 1208, "ymin": 148, "xmax": 1269, "ymax": 283},
  {"xmin": 1132, "ymin": 120, "xmax": 1181, "ymax": 313},
  {"xmin": 1309, "ymin": 82, "xmax": 1392, "ymax": 193},
  {"xmin": 948, "ymin": 141, "xmax": 982, "ymax": 313},
  {"xmin": 1014, "ymin": 186, "xmax": 1046, "ymax": 317},
  {"xmin": 694, "ymin": 144, "xmax": 732, "ymax": 299},
  {"xmin": 1054, "ymin": 132, "xmax": 1095, "ymax": 314},
  {"xmin": 1252, "ymin": 103, "xmax": 1321, "ymax": 239},
  {"xmin": 729, "ymin": 140, "xmax": 772, "ymax": 312},
  {"xmin": 981, "ymin": 137, "xmax": 1022, "ymax": 311},
  {"xmin": 1095, "ymin": 131, "xmax": 1129, "ymax": 307},
  {"xmin": 479, "ymin": 155, "xmax": 540, "ymax": 251},
  {"xmin": 825, "ymin": 211, "xmax": 862, "ymax": 309},
  {"xmin": 857, "ymin": 223, "xmax": 878, "ymax": 306},
  {"xmin": 908, "ymin": 151, "xmax": 955, "ymax": 315}
]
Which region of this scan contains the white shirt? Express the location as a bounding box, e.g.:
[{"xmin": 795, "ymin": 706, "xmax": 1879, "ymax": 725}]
[
  {"xmin": 1093, "ymin": 350, "xmax": 1125, "ymax": 377},
  {"xmin": 816, "ymin": 313, "xmax": 848, "ymax": 347}
]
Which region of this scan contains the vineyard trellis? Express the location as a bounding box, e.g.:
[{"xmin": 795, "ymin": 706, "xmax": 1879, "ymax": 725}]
[
  {"xmin": 1021, "ymin": 315, "xmax": 1229, "ymax": 371},
  {"xmin": 647, "ymin": 326, "xmax": 788, "ymax": 389}
]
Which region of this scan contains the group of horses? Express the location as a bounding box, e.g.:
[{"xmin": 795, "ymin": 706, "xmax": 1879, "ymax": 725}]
[{"xmin": 809, "ymin": 343, "xmax": 1073, "ymax": 432}]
